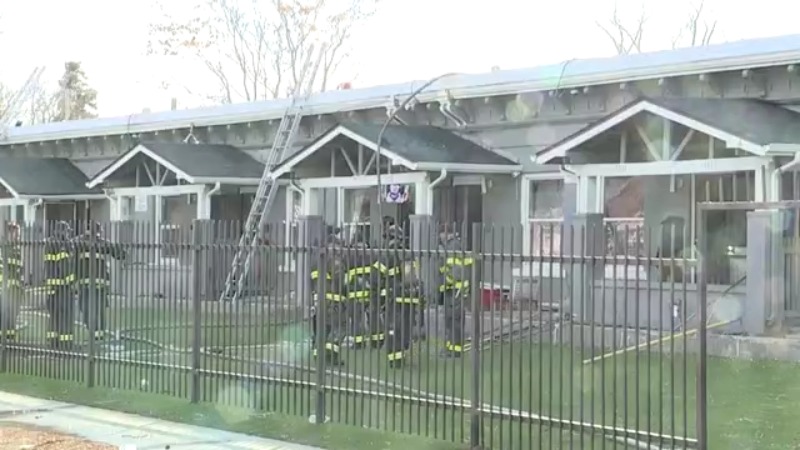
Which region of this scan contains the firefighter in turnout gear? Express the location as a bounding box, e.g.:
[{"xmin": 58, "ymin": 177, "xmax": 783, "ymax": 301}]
[
  {"xmin": 438, "ymin": 228, "xmax": 472, "ymax": 358},
  {"xmin": 74, "ymin": 222, "xmax": 126, "ymax": 341},
  {"xmin": 310, "ymin": 235, "xmax": 347, "ymax": 365},
  {"xmin": 383, "ymin": 223, "xmax": 422, "ymax": 368},
  {"xmin": 44, "ymin": 221, "xmax": 76, "ymax": 348},
  {"xmin": 343, "ymin": 240, "xmax": 385, "ymax": 349},
  {"xmin": 0, "ymin": 222, "xmax": 24, "ymax": 342}
]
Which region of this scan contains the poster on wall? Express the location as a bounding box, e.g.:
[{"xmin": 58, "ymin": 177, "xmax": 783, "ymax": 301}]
[
  {"xmin": 135, "ymin": 195, "xmax": 149, "ymax": 212},
  {"xmin": 384, "ymin": 184, "xmax": 410, "ymax": 204}
]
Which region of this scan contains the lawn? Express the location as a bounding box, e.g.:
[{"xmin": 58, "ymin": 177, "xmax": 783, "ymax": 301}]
[{"xmin": 2, "ymin": 304, "xmax": 800, "ymax": 449}]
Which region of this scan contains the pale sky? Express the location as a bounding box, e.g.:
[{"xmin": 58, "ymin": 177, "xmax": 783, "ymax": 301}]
[{"xmin": 0, "ymin": 0, "xmax": 797, "ymax": 117}]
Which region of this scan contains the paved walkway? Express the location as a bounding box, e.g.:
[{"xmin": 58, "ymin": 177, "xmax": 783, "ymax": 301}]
[{"xmin": 0, "ymin": 391, "xmax": 324, "ymax": 450}]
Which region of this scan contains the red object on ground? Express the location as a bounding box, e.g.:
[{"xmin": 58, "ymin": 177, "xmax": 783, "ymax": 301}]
[
  {"xmin": 337, "ymin": 82, "xmax": 352, "ymax": 90},
  {"xmin": 480, "ymin": 287, "xmax": 508, "ymax": 308}
]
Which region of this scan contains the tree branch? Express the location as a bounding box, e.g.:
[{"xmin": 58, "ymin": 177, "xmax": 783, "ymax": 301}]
[{"xmin": 148, "ymin": 0, "xmax": 377, "ymax": 103}]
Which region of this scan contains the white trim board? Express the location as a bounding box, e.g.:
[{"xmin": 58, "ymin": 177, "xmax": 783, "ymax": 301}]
[
  {"xmin": 298, "ymin": 172, "xmax": 428, "ymax": 189},
  {"xmin": 87, "ymin": 144, "xmax": 193, "ymax": 188},
  {"xmin": 270, "ymin": 125, "xmax": 522, "ymax": 179},
  {"xmin": 270, "ymin": 125, "xmax": 415, "ymax": 180},
  {"xmin": 87, "ymin": 144, "xmax": 263, "ymax": 189},
  {"xmin": 565, "ymin": 156, "xmax": 769, "ymax": 177},
  {"xmin": 534, "ymin": 100, "xmax": 768, "ymax": 164},
  {"xmin": 0, "ymin": 178, "xmax": 20, "ymax": 198},
  {"xmin": 105, "ymin": 184, "xmax": 208, "ymax": 197}
]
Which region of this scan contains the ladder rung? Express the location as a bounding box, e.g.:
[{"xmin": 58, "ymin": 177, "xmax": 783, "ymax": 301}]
[{"xmin": 221, "ymin": 43, "xmax": 326, "ymax": 303}]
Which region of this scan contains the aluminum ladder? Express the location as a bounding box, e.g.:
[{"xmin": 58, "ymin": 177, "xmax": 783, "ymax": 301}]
[
  {"xmin": 219, "ymin": 44, "xmax": 326, "ymax": 302},
  {"xmin": 0, "ymin": 67, "xmax": 45, "ymax": 139}
]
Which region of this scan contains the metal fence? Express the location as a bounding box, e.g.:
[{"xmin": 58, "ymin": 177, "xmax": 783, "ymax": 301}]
[{"xmin": 0, "ymin": 220, "xmax": 706, "ymax": 449}]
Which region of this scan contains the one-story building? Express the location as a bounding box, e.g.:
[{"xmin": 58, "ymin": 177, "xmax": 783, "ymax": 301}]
[{"xmin": 3, "ymin": 34, "xmax": 800, "ymax": 332}]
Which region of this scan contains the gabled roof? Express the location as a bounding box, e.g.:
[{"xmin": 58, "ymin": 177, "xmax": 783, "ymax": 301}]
[
  {"xmin": 5, "ymin": 34, "xmax": 800, "ymax": 145},
  {"xmin": 87, "ymin": 142, "xmax": 265, "ymax": 188},
  {"xmin": 270, "ymin": 123, "xmax": 521, "ymax": 178},
  {"xmin": 535, "ymin": 97, "xmax": 800, "ymax": 163},
  {"xmin": 0, "ymin": 157, "xmax": 101, "ymax": 198}
]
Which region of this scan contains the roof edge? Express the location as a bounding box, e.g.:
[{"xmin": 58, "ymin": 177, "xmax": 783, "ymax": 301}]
[{"xmin": 4, "ymin": 36, "xmax": 800, "ymax": 146}]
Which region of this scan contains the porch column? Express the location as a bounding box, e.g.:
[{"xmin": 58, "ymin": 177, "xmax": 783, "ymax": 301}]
[
  {"xmin": 566, "ymin": 213, "xmax": 605, "ymax": 323},
  {"xmin": 196, "ymin": 186, "xmax": 212, "ymax": 220},
  {"xmin": 296, "ymin": 215, "xmax": 324, "ymax": 310},
  {"xmin": 745, "ymin": 209, "xmax": 785, "ymax": 336},
  {"xmin": 302, "ymin": 187, "xmax": 319, "ymax": 216},
  {"xmin": 410, "ymin": 214, "xmax": 437, "ymax": 302},
  {"xmin": 415, "ymin": 178, "xmax": 432, "ymax": 215},
  {"xmin": 108, "ymin": 197, "xmax": 120, "ymax": 221},
  {"xmin": 576, "ymin": 175, "xmax": 603, "ymax": 214},
  {"xmin": 23, "ymin": 200, "xmax": 37, "ymax": 225},
  {"xmin": 561, "ymin": 174, "xmax": 578, "ymax": 225}
]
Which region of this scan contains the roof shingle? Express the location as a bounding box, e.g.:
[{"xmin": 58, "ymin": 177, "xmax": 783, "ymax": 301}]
[
  {"xmin": 138, "ymin": 142, "xmax": 265, "ymax": 179},
  {"xmin": 339, "ymin": 123, "xmax": 518, "ymax": 166},
  {"xmin": 0, "ymin": 157, "xmax": 97, "ymax": 196}
]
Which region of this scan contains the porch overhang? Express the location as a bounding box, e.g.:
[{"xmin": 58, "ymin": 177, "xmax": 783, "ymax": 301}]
[
  {"xmin": 534, "ymin": 97, "xmax": 800, "ymax": 164},
  {"xmin": 0, "ymin": 157, "xmax": 102, "ymax": 200},
  {"xmin": 86, "ymin": 142, "xmax": 265, "ymax": 188},
  {"xmin": 270, "ymin": 123, "xmax": 521, "ymax": 179}
]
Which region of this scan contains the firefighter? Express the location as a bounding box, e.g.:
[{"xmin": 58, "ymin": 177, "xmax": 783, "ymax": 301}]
[
  {"xmin": 0, "ymin": 222, "xmax": 24, "ymax": 343},
  {"xmin": 44, "ymin": 221, "xmax": 76, "ymax": 349},
  {"xmin": 438, "ymin": 228, "xmax": 472, "ymax": 358},
  {"xmin": 344, "ymin": 238, "xmax": 386, "ymax": 349},
  {"xmin": 383, "ymin": 223, "xmax": 422, "ymax": 368},
  {"xmin": 310, "ymin": 235, "xmax": 347, "ymax": 365},
  {"xmin": 74, "ymin": 222, "xmax": 126, "ymax": 342}
]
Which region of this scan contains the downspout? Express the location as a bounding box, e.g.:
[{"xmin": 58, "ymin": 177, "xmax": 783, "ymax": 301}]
[
  {"xmin": 427, "ymin": 169, "xmax": 448, "ymax": 215},
  {"xmin": 439, "ymin": 102, "xmax": 466, "ymax": 127},
  {"xmin": 290, "ymin": 179, "xmax": 303, "ymax": 195},
  {"xmin": 779, "ymin": 152, "xmax": 800, "ymax": 173},
  {"xmin": 207, "ymin": 182, "xmax": 222, "ymax": 197},
  {"xmin": 202, "ymin": 182, "xmax": 222, "ymax": 219},
  {"xmin": 430, "ymin": 169, "xmax": 447, "ymax": 189}
]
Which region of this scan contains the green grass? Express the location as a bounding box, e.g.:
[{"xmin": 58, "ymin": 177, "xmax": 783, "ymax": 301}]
[{"xmin": 4, "ymin": 305, "xmax": 800, "ymax": 449}]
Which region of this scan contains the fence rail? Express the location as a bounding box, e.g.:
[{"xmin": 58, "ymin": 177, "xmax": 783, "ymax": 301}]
[{"xmin": 0, "ymin": 220, "xmax": 707, "ymax": 449}]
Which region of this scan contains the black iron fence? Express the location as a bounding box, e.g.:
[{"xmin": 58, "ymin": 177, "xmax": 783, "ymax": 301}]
[{"xmin": 0, "ymin": 220, "xmax": 708, "ymax": 449}]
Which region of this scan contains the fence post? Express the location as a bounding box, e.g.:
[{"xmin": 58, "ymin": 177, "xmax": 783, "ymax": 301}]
[
  {"xmin": 745, "ymin": 209, "xmax": 785, "ymax": 336},
  {"xmin": 190, "ymin": 219, "xmax": 208, "ymax": 404},
  {"xmin": 0, "ymin": 222, "xmax": 7, "ymax": 373},
  {"xmin": 469, "ymin": 222, "xmax": 483, "ymax": 449},
  {"xmin": 409, "ymin": 214, "xmax": 435, "ymax": 339},
  {"xmin": 697, "ymin": 207, "xmax": 709, "ymax": 450},
  {"xmin": 296, "ymin": 215, "xmax": 325, "ymax": 423},
  {"xmin": 566, "ymin": 214, "xmax": 605, "ymax": 323},
  {"xmin": 86, "ymin": 223, "xmax": 97, "ymax": 388}
]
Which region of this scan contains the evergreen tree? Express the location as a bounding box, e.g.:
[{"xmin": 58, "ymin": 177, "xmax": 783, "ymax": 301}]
[{"xmin": 54, "ymin": 61, "xmax": 97, "ymax": 121}]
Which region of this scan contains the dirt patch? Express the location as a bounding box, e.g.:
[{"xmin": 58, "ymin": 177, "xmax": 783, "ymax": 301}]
[{"xmin": 0, "ymin": 422, "xmax": 115, "ymax": 449}]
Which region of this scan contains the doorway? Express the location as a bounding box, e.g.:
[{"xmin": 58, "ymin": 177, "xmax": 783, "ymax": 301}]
[
  {"xmin": 434, "ymin": 184, "xmax": 483, "ymax": 248},
  {"xmin": 43, "ymin": 201, "xmax": 89, "ymax": 235}
]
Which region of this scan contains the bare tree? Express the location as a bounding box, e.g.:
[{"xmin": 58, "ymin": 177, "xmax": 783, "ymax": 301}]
[
  {"xmin": 672, "ymin": 0, "xmax": 717, "ymax": 48},
  {"xmin": 0, "ymin": 84, "xmax": 13, "ymax": 122},
  {"xmin": 598, "ymin": 0, "xmax": 718, "ymax": 55},
  {"xmin": 28, "ymin": 86, "xmax": 59, "ymax": 124},
  {"xmin": 0, "ymin": 71, "xmax": 68, "ymax": 126},
  {"xmin": 148, "ymin": 0, "xmax": 378, "ymax": 104},
  {"xmin": 596, "ymin": 3, "xmax": 646, "ymax": 55}
]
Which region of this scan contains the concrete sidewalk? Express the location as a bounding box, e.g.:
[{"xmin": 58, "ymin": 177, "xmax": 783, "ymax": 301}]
[{"xmin": 0, "ymin": 391, "xmax": 324, "ymax": 450}]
